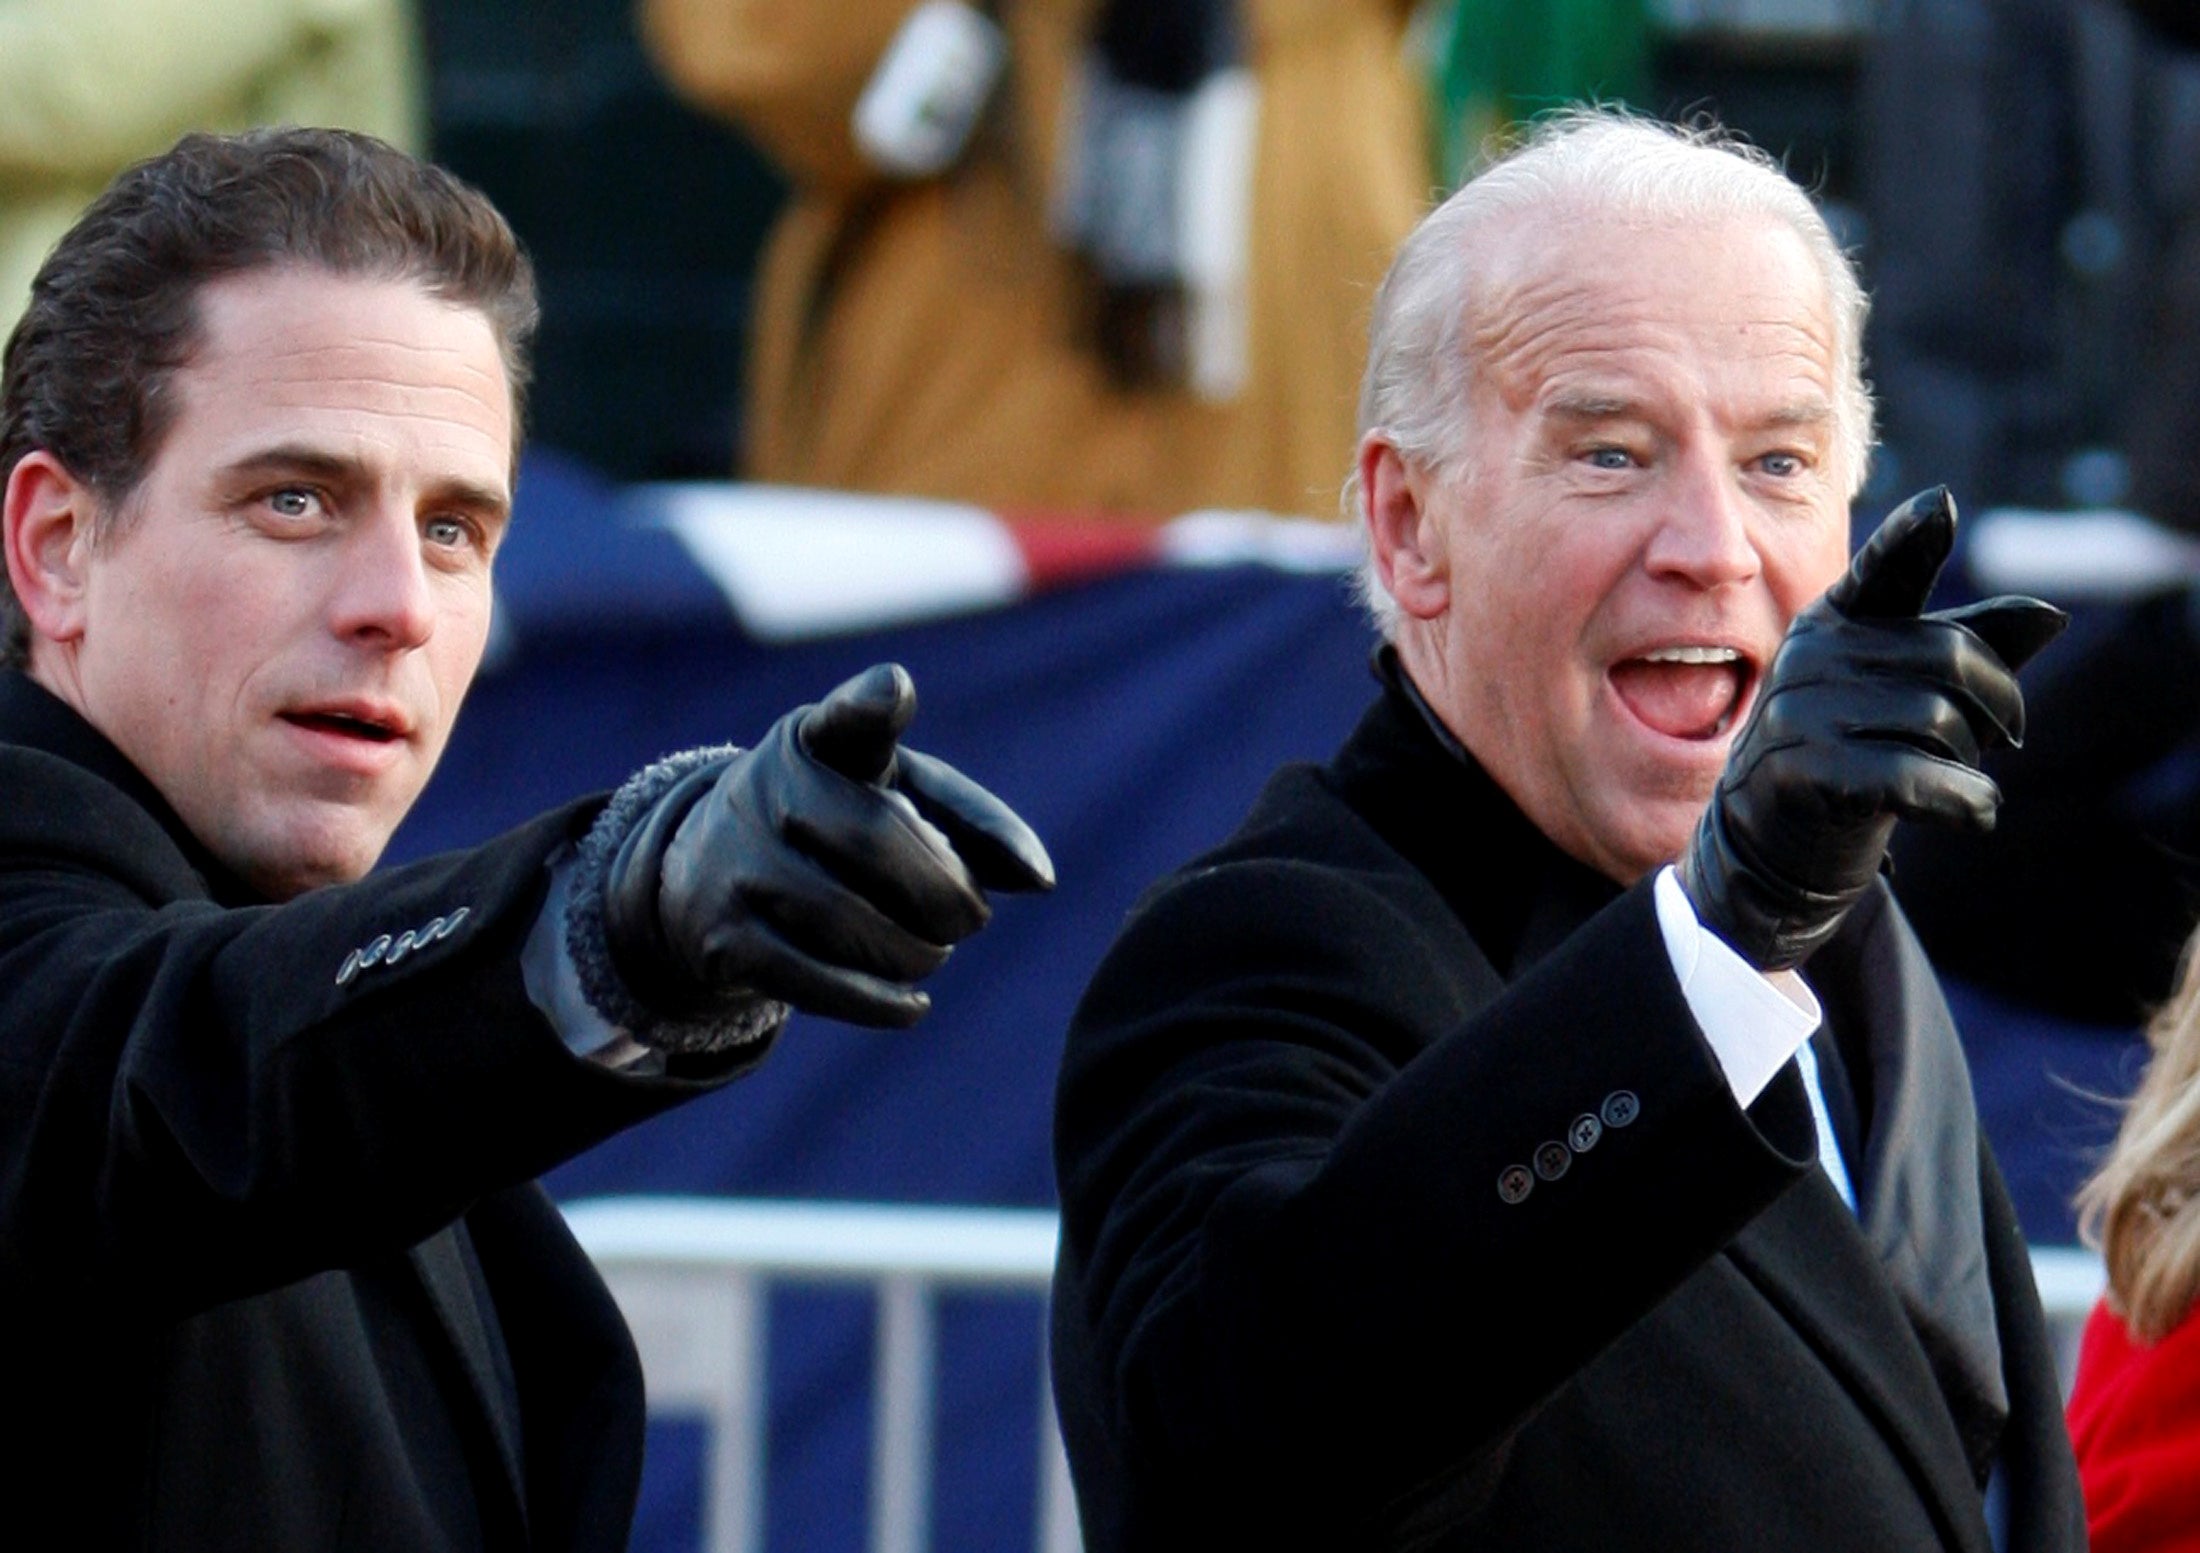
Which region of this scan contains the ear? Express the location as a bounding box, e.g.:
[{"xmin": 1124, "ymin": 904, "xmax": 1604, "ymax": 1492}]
[
  {"xmin": 1358, "ymin": 434, "xmax": 1449, "ymax": 622},
  {"xmin": 4, "ymin": 450, "xmax": 97, "ymax": 647}
]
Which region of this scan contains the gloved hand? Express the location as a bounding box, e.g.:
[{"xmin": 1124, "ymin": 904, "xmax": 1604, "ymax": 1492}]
[
  {"xmin": 603, "ymin": 663, "xmax": 1054, "ymax": 1027},
  {"xmin": 1678, "ymin": 487, "xmax": 2067, "ymax": 971}
]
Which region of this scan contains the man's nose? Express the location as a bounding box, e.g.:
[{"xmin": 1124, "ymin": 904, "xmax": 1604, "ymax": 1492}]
[
  {"xmin": 1644, "ymin": 453, "xmax": 1763, "ymax": 587},
  {"xmin": 328, "ymin": 506, "xmax": 436, "ymax": 650}
]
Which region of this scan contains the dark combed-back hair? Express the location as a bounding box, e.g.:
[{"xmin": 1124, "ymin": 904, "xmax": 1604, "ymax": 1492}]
[{"xmin": 0, "ymin": 125, "xmax": 539, "ymax": 668}]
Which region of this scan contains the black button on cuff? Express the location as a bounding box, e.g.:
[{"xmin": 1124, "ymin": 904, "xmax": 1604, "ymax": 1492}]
[
  {"xmin": 1601, "ymin": 1090, "xmax": 1640, "ymax": 1128},
  {"xmin": 1497, "ymin": 1165, "xmax": 1534, "ymax": 1205},
  {"xmin": 1569, "ymin": 1113, "xmax": 1603, "ymax": 1152},
  {"xmin": 1533, "ymin": 1141, "xmax": 1571, "ymax": 1181}
]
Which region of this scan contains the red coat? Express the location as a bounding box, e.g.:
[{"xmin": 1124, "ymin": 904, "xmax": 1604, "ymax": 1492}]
[{"xmin": 2070, "ymin": 1297, "xmax": 2200, "ymax": 1550}]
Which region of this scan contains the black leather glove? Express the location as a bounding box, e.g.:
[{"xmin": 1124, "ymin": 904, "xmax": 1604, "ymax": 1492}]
[
  {"xmin": 603, "ymin": 663, "xmax": 1054, "ymax": 1028},
  {"xmin": 1678, "ymin": 487, "xmax": 2067, "ymax": 971}
]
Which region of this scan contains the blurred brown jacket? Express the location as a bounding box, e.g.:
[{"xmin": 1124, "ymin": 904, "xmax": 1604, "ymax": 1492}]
[{"xmin": 641, "ymin": 0, "xmax": 1427, "ymax": 520}]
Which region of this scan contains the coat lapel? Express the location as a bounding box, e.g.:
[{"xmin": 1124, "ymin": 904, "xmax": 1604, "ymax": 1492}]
[
  {"xmin": 1725, "ymin": 1174, "xmax": 1996, "ymax": 1553},
  {"xmin": 1810, "ymin": 884, "xmax": 2010, "ymax": 1476},
  {"xmin": 408, "ymin": 1224, "xmax": 530, "ymax": 1531},
  {"xmin": 1717, "ymin": 883, "xmax": 2016, "ymax": 1550}
]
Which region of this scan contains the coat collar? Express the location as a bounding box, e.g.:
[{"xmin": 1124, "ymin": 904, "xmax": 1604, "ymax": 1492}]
[
  {"xmin": 1331, "ymin": 648, "xmax": 1622, "ymax": 980},
  {"xmin": 0, "ymin": 669, "xmax": 259, "ymax": 906}
]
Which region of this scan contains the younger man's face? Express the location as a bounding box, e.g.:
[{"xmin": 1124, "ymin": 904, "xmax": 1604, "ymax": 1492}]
[{"xmin": 36, "ymin": 266, "xmax": 514, "ymax": 899}]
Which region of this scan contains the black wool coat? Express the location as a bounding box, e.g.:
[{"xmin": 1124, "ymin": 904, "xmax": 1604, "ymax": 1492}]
[
  {"xmin": 1050, "ymin": 675, "xmax": 2086, "ymax": 1551},
  {"xmin": 0, "ymin": 671, "xmax": 759, "ymax": 1550}
]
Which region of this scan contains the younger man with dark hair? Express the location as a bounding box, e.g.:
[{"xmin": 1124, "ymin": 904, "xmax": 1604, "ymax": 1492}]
[{"xmin": 0, "ymin": 126, "xmax": 1051, "ymax": 1549}]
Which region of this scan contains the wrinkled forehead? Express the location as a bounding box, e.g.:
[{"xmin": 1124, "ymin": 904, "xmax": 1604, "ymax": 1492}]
[{"xmin": 1460, "ymin": 206, "xmax": 1841, "ymax": 409}]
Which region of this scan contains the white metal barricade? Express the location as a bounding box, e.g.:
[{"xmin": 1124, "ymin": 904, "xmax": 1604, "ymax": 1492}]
[
  {"xmin": 562, "ymin": 1196, "xmax": 1078, "ymax": 1553},
  {"xmin": 566, "ymin": 1196, "xmax": 2110, "ymax": 1553},
  {"xmin": 2031, "ymin": 1242, "xmax": 2108, "ymax": 1395}
]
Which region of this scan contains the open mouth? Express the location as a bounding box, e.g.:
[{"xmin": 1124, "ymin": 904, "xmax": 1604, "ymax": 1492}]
[
  {"xmin": 1609, "ymin": 645, "xmax": 1753, "ymax": 740},
  {"xmin": 283, "ymin": 710, "xmax": 403, "ymax": 744}
]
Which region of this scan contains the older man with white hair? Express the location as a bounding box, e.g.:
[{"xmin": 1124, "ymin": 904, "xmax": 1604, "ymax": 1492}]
[{"xmin": 1048, "ymin": 108, "xmax": 2086, "ymax": 1550}]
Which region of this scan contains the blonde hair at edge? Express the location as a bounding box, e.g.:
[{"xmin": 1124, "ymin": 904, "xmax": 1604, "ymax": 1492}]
[
  {"xmin": 1346, "ymin": 106, "xmax": 1877, "ymax": 633},
  {"xmin": 2079, "ymin": 949, "xmax": 2200, "ymax": 1344}
]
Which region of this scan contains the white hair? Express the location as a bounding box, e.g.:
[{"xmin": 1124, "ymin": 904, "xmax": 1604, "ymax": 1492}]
[{"xmin": 1349, "ymin": 106, "xmax": 1876, "ymax": 633}]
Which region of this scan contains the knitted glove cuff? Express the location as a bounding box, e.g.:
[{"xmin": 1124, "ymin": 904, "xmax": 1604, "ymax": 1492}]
[{"xmin": 566, "ymin": 745, "xmax": 789, "ymax": 1055}]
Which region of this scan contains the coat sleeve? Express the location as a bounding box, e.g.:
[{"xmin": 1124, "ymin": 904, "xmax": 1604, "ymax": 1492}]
[
  {"xmin": 0, "ymin": 754, "xmax": 760, "ymax": 1321},
  {"xmin": 1052, "ymin": 855, "xmax": 1818, "ymax": 1537}
]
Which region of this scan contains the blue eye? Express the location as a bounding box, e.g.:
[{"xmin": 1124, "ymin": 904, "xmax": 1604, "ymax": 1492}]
[
  {"xmin": 1586, "ymin": 447, "xmax": 1631, "ymax": 470},
  {"xmin": 424, "ymin": 517, "xmax": 469, "ymax": 548}
]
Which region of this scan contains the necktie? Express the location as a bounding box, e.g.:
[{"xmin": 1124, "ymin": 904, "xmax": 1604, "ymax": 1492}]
[{"xmin": 1796, "ymin": 1036, "xmax": 1857, "ymax": 1211}]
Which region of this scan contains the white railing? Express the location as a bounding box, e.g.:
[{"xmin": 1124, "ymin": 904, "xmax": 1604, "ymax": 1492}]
[
  {"xmin": 562, "ymin": 1197, "xmax": 1077, "ymax": 1553},
  {"xmin": 2032, "ymin": 1242, "xmax": 2108, "ymax": 1394},
  {"xmin": 1649, "ymin": 0, "xmax": 1870, "ymax": 39},
  {"xmin": 566, "ymin": 1196, "xmax": 2109, "ymax": 1553}
]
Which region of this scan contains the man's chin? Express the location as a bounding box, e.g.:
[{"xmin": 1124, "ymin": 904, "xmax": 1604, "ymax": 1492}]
[
  {"xmin": 215, "ymin": 817, "xmax": 395, "ymax": 902},
  {"xmin": 1591, "ymin": 797, "xmax": 1713, "ymax": 887}
]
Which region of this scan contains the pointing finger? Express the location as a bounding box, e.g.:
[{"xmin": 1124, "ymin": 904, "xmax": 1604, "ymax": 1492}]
[
  {"xmin": 799, "ymin": 663, "xmax": 917, "ymax": 784},
  {"xmin": 1826, "ymin": 486, "xmax": 1957, "ymax": 622}
]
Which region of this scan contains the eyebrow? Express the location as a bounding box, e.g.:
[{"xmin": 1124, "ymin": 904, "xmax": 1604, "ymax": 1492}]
[
  {"xmin": 223, "ymin": 443, "xmax": 512, "ymax": 521},
  {"xmin": 1754, "ymin": 400, "xmax": 1839, "ymax": 433},
  {"xmin": 1544, "ymin": 391, "xmax": 1641, "ymax": 422},
  {"xmin": 1542, "ymin": 392, "xmax": 1837, "ymax": 433}
]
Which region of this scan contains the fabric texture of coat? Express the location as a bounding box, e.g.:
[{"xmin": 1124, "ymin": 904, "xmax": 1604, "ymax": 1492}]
[
  {"xmin": 639, "ymin": 0, "xmax": 1427, "ymax": 520},
  {"xmin": 1050, "ymin": 669, "xmax": 2087, "ymax": 1550},
  {"xmin": 0, "ymin": 670, "xmax": 760, "ymax": 1550},
  {"xmin": 0, "ymin": 0, "xmax": 423, "ymax": 335}
]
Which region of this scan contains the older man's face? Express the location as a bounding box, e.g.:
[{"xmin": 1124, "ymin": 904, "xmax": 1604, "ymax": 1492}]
[
  {"xmin": 1393, "ymin": 212, "xmax": 1853, "ymax": 883},
  {"xmin": 33, "ymin": 267, "xmax": 513, "ymax": 899}
]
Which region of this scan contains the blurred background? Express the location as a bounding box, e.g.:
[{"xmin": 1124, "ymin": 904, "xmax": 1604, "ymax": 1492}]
[
  {"xmin": 422, "ymin": 0, "xmax": 783, "ymax": 482},
  {"xmin": 416, "ymin": 0, "xmax": 2200, "ymax": 518},
  {"xmin": 13, "ymin": 0, "xmax": 2198, "ymax": 1546}
]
